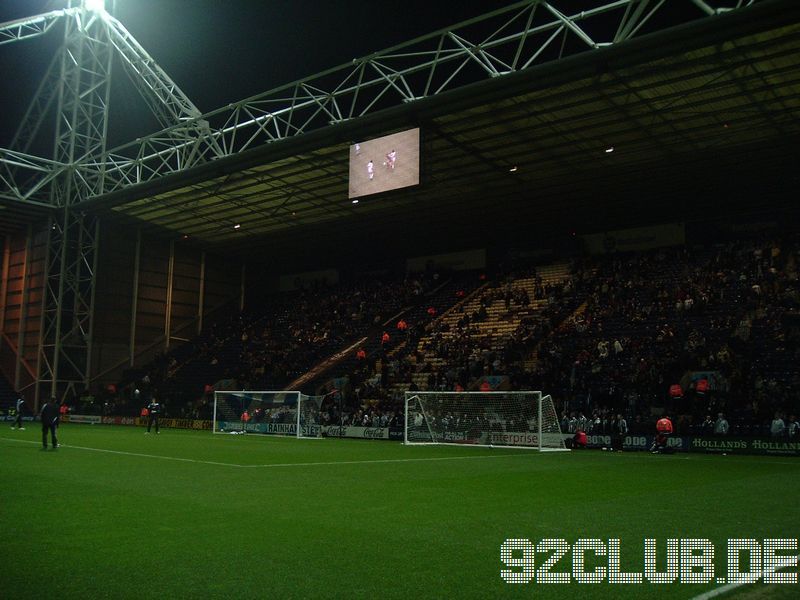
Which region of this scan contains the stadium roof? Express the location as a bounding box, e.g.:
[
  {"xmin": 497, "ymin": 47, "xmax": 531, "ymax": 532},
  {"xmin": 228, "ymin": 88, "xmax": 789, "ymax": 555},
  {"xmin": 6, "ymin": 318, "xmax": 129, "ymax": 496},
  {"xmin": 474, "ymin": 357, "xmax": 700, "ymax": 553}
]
[{"xmin": 4, "ymin": 0, "xmax": 800, "ymax": 267}]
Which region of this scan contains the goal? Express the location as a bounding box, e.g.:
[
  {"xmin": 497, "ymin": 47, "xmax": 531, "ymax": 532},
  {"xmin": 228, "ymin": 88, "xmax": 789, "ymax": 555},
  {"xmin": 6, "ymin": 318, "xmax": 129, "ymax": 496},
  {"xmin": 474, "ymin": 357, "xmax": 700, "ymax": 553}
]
[
  {"xmin": 404, "ymin": 391, "xmax": 568, "ymax": 451},
  {"xmin": 212, "ymin": 390, "xmax": 322, "ymax": 438}
]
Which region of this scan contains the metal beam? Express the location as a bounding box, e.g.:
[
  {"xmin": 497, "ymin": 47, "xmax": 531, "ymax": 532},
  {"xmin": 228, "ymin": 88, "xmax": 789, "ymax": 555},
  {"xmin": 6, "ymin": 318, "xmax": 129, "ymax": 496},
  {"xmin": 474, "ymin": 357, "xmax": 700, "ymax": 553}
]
[
  {"xmin": 102, "ymin": 12, "xmax": 203, "ymax": 124},
  {"xmin": 66, "ymin": 0, "xmax": 767, "ymax": 202},
  {"xmin": 0, "ymin": 8, "xmax": 74, "ymax": 45}
]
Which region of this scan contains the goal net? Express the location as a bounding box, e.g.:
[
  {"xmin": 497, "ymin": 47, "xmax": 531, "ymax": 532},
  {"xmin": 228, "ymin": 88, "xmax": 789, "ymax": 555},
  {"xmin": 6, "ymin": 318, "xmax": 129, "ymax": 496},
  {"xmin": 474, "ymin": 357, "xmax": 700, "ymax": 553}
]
[
  {"xmin": 404, "ymin": 391, "xmax": 568, "ymax": 451},
  {"xmin": 212, "ymin": 390, "xmax": 322, "ymax": 438}
]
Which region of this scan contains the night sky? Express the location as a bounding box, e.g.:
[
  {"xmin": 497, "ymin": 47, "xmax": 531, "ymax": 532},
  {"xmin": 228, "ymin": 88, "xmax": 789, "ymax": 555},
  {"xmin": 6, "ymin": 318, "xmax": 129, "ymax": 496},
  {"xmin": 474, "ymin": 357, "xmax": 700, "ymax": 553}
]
[{"xmin": 0, "ymin": 0, "xmax": 500, "ymax": 148}]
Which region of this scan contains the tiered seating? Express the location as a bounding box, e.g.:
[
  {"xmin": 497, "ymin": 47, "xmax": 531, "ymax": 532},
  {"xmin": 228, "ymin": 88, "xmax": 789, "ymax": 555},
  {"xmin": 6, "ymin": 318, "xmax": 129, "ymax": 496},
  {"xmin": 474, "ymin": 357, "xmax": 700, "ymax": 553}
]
[
  {"xmin": 105, "ymin": 236, "xmax": 799, "ymax": 433},
  {"xmin": 311, "ymin": 271, "xmax": 489, "ymax": 425},
  {"xmin": 726, "ymin": 239, "xmax": 800, "ymax": 432},
  {"xmin": 310, "ymin": 271, "xmax": 485, "ymax": 393},
  {"xmin": 531, "ymin": 242, "xmax": 800, "ymax": 431},
  {"xmin": 393, "ymin": 263, "xmax": 573, "ymax": 393},
  {"xmin": 116, "ymin": 271, "xmax": 456, "ymax": 416}
]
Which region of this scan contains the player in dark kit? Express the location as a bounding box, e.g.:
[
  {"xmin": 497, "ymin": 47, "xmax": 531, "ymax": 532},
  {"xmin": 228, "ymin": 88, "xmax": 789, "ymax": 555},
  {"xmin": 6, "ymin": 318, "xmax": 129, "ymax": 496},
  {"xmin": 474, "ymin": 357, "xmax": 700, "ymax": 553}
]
[
  {"xmin": 12, "ymin": 396, "xmax": 25, "ymax": 430},
  {"xmin": 41, "ymin": 398, "xmax": 59, "ymax": 449},
  {"xmin": 146, "ymin": 398, "xmax": 161, "ymax": 434}
]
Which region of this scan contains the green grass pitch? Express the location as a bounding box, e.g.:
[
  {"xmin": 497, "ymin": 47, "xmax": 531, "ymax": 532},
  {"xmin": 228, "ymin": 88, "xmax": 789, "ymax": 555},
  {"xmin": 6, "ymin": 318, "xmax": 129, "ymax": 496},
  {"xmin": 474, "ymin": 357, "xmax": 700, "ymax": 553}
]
[{"xmin": 1, "ymin": 424, "xmax": 798, "ymax": 599}]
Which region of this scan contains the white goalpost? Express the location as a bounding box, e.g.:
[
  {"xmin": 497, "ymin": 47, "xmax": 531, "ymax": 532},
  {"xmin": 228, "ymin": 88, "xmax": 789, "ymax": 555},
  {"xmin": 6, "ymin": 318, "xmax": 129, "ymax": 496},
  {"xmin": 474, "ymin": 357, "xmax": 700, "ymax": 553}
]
[
  {"xmin": 212, "ymin": 390, "xmax": 322, "ymax": 438},
  {"xmin": 404, "ymin": 391, "xmax": 569, "ymax": 451}
]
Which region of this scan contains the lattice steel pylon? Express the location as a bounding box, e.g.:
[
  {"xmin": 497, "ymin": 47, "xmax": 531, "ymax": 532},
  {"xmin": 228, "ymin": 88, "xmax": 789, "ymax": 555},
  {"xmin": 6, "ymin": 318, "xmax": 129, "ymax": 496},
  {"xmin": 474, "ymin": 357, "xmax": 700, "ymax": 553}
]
[{"xmin": 0, "ymin": 0, "xmax": 213, "ymax": 404}]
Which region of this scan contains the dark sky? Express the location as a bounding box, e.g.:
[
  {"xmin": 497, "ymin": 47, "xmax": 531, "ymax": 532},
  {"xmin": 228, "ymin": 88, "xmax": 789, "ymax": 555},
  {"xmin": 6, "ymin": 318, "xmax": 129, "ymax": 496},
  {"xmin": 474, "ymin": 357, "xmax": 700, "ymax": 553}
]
[
  {"xmin": 0, "ymin": 0, "xmax": 710, "ymax": 150},
  {"xmin": 0, "ymin": 0, "xmax": 501, "ymax": 148}
]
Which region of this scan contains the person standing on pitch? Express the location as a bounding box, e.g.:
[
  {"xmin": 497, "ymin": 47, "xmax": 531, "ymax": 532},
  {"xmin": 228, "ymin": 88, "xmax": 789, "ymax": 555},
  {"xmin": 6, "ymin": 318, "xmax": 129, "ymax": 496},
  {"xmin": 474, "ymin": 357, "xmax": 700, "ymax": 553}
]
[
  {"xmin": 41, "ymin": 398, "xmax": 59, "ymax": 450},
  {"xmin": 613, "ymin": 413, "xmax": 628, "ymax": 452},
  {"xmin": 650, "ymin": 413, "xmax": 674, "ymax": 453},
  {"xmin": 146, "ymin": 397, "xmax": 161, "ymax": 434},
  {"xmin": 12, "ymin": 395, "xmax": 26, "ymax": 430}
]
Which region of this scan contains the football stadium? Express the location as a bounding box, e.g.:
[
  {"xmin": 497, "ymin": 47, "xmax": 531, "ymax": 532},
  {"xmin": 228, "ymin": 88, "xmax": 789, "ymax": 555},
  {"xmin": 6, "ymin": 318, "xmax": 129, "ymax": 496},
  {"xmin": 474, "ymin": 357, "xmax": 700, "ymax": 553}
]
[{"xmin": 1, "ymin": 1, "xmax": 799, "ymax": 598}]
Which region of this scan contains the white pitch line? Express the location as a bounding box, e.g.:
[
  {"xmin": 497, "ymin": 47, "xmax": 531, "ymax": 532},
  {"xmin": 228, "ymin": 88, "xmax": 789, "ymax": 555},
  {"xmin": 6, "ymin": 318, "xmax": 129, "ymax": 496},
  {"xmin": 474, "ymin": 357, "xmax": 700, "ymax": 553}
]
[
  {"xmin": 240, "ymin": 453, "xmax": 529, "ymax": 468},
  {"xmin": 61, "ymin": 443, "xmax": 241, "ymax": 467},
  {"xmin": 1, "ymin": 437, "xmax": 240, "ymax": 467},
  {"xmin": 689, "ymin": 565, "xmax": 786, "ymax": 600},
  {"xmin": 0, "ymin": 436, "xmax": 527, "ymax": 468},
  {"xmin": 5, "ymin": 435, "xmax": 800, "ymax": 468}
]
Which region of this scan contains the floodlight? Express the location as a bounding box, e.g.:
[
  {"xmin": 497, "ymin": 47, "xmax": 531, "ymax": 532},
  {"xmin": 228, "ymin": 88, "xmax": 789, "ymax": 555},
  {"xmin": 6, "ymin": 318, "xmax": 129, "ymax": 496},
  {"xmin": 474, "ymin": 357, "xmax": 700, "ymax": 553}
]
[{"xmin": 84, "ymin": 0, "xmax": 105, "ymax": 12}]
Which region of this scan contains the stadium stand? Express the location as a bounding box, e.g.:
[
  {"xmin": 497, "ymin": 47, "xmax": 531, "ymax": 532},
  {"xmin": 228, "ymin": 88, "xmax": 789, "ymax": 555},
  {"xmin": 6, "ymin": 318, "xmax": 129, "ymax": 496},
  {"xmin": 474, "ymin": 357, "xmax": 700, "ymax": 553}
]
[
  {"xmin": 66, "ymin": 234, "xmax": 797, "ymax": 444},
  {"xmin": 0, "ymin": 370, "xmax": 17, "ymax": 421}
]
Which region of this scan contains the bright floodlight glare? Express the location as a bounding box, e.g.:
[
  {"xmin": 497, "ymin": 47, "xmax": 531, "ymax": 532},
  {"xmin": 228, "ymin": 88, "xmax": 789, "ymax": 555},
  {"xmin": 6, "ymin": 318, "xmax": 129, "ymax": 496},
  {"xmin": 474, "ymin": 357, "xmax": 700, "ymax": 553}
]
[
  {"xmin": 84, "ymin": 0, "xmax": 105, "ymax": 12},
  {"xmin": 605, "ymin": 146, "xmax": 614, "ymax": 153}
]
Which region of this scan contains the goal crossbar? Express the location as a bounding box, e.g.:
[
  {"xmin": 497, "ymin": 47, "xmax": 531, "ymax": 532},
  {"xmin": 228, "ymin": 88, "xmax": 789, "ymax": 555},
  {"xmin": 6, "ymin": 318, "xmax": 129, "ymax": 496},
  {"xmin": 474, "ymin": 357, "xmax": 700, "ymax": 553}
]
[
  {"xmin": 212, "ymin": 390, "xmax": 322, "ymax": 438},
  {"xmin": 404, "ymin": 391, "xmax": 569, "ymax": 452}
]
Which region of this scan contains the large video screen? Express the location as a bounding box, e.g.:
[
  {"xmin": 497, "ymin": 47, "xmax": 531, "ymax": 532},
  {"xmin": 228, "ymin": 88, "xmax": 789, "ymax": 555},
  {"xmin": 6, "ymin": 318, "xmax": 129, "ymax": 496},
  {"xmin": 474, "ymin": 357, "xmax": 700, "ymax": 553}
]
[{"xmin": 348, "ymin": 128, "xmax": 420, "ymax": 200}]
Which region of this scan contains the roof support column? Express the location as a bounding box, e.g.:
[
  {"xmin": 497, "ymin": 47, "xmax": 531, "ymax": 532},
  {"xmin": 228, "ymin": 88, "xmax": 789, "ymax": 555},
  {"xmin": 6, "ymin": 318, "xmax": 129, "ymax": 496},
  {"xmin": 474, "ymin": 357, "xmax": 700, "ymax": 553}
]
[
  {"xmin": 239, "ymin": 263, "xmax": 245, "ymax": 313},
  {"xmin": 164, "ymin": 238, "xmax": 174, "ymax": 350},
  {"xmin": 129, "ymin": 227, "xmax": 140, "ymax": 366},
  {"xmin": 14, "ymin": 224, "xmax": 33, "ymax": 390},
  {"xmin": 0, "ymin": 234, "xmax": 11, "ymax": 339},
  {"xmin": 197, "ymin": 250, "xmax": 205, "ymax": 335}
]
